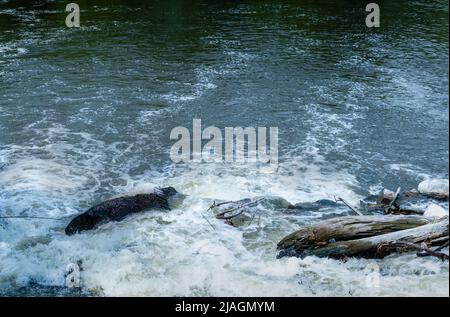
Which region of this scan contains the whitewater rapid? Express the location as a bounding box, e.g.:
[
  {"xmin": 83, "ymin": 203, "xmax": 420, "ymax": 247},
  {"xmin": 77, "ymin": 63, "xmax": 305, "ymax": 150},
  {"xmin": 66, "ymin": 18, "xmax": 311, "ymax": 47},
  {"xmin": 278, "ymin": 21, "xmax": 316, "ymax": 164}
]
[{"xmin": 1, "ymin": 0, "xmax": 448, "ymax": 296}]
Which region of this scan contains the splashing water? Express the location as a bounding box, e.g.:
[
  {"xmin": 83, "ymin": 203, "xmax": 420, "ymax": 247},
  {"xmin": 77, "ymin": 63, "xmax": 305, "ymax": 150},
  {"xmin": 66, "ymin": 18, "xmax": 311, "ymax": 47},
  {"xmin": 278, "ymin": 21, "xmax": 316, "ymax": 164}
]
[{"xmin": 0, "ymin": 0, "xmax": 448, "ymax": 296}]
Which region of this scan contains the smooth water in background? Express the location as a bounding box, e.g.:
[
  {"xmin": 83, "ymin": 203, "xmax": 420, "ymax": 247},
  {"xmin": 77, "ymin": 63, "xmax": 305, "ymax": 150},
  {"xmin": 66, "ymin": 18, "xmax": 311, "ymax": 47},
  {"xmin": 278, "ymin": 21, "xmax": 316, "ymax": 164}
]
[{"xmin": 0, "ymin": 0, "xmax": 448, "ymax": 296}]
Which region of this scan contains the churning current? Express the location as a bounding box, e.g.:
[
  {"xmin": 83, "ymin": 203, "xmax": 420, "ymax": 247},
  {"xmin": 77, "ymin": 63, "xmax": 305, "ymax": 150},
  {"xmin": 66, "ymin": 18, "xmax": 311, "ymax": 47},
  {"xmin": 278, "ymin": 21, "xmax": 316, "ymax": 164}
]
[{"xmin": 0, "ymin": 0, "xmax": 448, "ymax": 296}]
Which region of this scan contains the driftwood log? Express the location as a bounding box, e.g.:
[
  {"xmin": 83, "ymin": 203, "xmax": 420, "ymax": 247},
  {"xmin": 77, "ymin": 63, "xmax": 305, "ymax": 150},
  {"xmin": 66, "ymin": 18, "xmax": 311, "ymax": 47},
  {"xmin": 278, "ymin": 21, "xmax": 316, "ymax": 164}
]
[
  {"xmin": 208, "ymin": 198, "xmax": 264, "ymax": 227},
  {"xmin": 361, "ymin": 188, "xmax": 449, "ymax": 215},
  {"xmin": 277, "ymin": 215, "xmax": 449, "ymax": 259}
]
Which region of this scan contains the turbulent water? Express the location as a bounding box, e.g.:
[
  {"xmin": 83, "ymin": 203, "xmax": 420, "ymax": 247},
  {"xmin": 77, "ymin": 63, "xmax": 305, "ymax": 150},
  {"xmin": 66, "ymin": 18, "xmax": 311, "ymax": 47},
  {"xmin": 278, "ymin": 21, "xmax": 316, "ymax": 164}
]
[{"xmin": 0, "ymin": 0, "xmax": 449, "ymax": 296}]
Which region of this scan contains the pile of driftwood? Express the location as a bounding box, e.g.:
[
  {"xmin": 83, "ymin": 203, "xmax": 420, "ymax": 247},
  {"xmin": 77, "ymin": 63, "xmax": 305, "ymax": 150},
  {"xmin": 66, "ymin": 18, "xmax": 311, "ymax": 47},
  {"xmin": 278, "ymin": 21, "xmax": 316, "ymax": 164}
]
[
  {"xmin": 207, "ymin": 198, "xmax": 263, "ymax": 227},
  {"xmin": 277, "ymin": 179, "xmax": 449, "ymax": 260},
  {"xmin": 277, "ymin": 215, "xmax": 448, "ymax": 260},
  {"xmin": 208, "ymin": 179, "xmax": 449, "ymax": 261}
]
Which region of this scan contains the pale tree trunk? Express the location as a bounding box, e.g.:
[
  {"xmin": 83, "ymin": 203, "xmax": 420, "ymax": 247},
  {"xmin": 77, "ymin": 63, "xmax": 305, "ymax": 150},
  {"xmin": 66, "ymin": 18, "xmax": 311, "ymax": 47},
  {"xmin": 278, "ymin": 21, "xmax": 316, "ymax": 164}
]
[{"xmin": 277, "ymin": 216, "xmax": 448, "ymax": 259}]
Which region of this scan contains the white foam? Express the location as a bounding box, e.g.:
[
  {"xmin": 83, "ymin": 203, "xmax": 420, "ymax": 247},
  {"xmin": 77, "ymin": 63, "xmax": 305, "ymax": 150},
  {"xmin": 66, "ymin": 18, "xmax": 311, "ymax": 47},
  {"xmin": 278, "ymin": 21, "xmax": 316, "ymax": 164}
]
[
  {"xmin": 0, "ymin": 134, "xmax": 448, "ymax": 296},
  {"xmin": 1, "ymin": 206, "xmax": 447, "ymax": 296},
  {"xmin": 389, "ymin": 163, "xmax": 430, "ymax": 181},
  {"xmin": 0, "ymin": 42, "xmax": 448, "ymax": 295},
  {"xmin": 0, "ymin": 159, "xmax": 87, "ymax": 193}
]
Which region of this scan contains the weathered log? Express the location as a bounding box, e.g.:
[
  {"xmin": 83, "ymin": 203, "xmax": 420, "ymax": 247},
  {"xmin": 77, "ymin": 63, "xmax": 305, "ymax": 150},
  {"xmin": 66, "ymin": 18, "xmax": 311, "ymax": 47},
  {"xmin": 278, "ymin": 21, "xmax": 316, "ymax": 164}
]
[
  {"xmin": 387, "ymin": 187, "xmax": 401, "ymax": 212},
  {"xmin": 278, "ymin": 217, "xmax": 448, "ymax": 260},
  {"xmin": 361, "ymin": 189, "xmax": 448, "ymax": 215},
  {"xmin": 386, "ymin": 241, "xmax": 449, "ymax": 261},
  {"xmin": 278, "ymin": 215, "xmax": 432, "ymax": 252},
  {"xmin": 335, "ymin": 197, "xmax": 363, "ymax": 216},
  {"xmin": 209, "ymin": 198, "xmax": 260, "ymax": 227},
  {"xmin": 65, "ymin": 187, "xmax": 178, "ymax": 235}
]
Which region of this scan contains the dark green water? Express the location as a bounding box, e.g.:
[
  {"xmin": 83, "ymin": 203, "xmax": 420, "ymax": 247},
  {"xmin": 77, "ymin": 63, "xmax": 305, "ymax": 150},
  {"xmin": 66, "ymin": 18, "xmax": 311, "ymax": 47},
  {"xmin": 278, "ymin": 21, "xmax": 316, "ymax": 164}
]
[{"xmin": 0, "ymin": 0, "xmax": 448, "ymax": 296}]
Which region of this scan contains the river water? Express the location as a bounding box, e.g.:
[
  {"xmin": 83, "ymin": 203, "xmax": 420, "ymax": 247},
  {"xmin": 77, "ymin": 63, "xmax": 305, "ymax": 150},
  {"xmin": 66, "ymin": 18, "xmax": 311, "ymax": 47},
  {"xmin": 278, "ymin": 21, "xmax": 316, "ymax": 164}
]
[{"xmin": 0, "ymin": 0, "xmax": 448, "ymax": 296}]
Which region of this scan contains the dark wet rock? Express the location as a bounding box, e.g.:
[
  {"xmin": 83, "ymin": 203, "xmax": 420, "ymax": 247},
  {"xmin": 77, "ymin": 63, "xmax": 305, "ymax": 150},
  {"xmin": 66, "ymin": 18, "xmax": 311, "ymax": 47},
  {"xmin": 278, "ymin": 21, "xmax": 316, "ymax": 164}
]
[
  {"xmin": 258, "ymin": 196, "xmax": 292, "ymax": 209},
  {"xmin": 287, "ymin": 199, "xmax": 342, "ymax": 212},
  {"xmin": 284, "ymin": 200, "xmax": 350, "ymax": 218},
  {"xmin": 14, "ymin": 235, "xmax": 52, "ymax": 250}
]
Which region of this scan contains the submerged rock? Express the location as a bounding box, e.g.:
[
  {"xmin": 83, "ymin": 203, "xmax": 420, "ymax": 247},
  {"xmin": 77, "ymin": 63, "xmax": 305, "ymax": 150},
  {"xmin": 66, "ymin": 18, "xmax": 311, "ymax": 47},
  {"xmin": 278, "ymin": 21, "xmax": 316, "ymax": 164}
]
[{"xmin": 287, "ymin": 199, "xmax": 342, "ymax": 211}]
